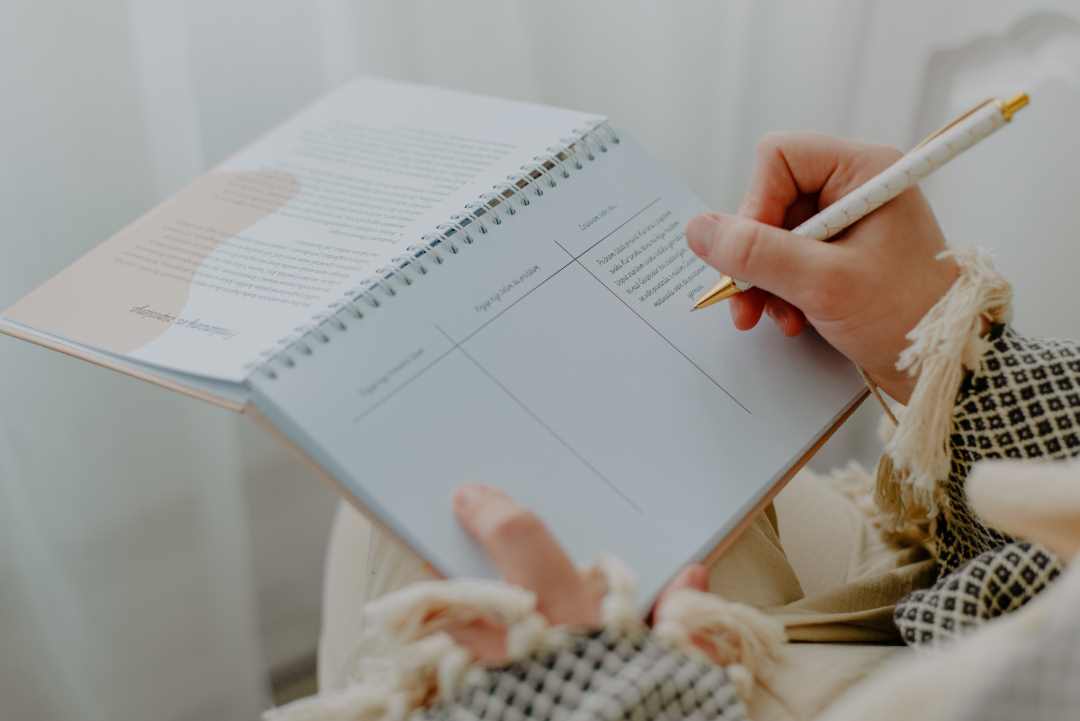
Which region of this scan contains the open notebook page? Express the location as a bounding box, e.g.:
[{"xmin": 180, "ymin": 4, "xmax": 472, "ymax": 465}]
[
  {"xmin": 250, "ymin": 131, "xmax": 864, "ymax": 604},
  {"xmin": 3, "ymin": 78, "xmax": 600, "ymax": 382}
]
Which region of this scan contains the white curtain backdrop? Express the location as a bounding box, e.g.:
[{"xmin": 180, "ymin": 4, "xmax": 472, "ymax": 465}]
[{"xmin": 2, "ymin": 2, "xmax": 1077, "ymax": 719}]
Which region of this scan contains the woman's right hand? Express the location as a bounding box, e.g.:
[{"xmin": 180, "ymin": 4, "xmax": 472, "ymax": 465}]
[{"xmin": 685, "ymin": 132, "xmax": 958, "ymax": 404}]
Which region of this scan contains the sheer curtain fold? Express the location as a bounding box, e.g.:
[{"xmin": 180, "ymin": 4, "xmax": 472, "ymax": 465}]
[{"xmin": 5, "ymin": 2, "xmax": 1074, "ymax": 719}]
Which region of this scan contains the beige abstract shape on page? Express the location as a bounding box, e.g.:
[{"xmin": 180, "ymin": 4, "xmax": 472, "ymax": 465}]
[{"xmin": 6, "ymin": 170, "xmax": 299, "ymax": 356}]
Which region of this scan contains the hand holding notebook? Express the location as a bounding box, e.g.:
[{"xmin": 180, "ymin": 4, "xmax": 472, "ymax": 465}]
[{"xmin": 1, "ymin": 77, "xmax": 866, "ymax": 605}]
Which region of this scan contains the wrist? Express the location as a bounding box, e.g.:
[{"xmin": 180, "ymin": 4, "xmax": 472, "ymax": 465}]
[
  {"xmin": 879, "ymin": 248, "xmax": 1012, "ymax": 513},
  {"xmin": 871, "ymin": 314, "xmax": 994, "ymax": 406}
]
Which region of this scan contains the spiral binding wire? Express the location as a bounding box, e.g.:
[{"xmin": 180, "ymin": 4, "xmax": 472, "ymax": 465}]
[{"xmin": 254, "ymin": 121, "xmax": 621, "ymax": 380}]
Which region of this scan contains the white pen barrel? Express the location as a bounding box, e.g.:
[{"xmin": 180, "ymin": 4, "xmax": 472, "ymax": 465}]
[
  {"xmin": 719, "ymin": 100, "xmax": 1012, "ymax": 298},
  {"xmin": 792, "ymin": 102, "xmax": 1007, "ymax": 242}
]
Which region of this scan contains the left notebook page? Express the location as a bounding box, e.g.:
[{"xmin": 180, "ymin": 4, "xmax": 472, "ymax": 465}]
[{"xmin": 4, "ymin": 77, "xmax": 601, "ymax": 382}]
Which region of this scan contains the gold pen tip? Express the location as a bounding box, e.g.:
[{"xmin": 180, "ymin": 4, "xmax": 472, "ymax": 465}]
[
  {"xmin": 691, "ymin": 278, "xmax": 741, "ymax": 311},
  {"xmin": 1001, "ymin": 92, "xmax": 1029, "ymax": 121}
]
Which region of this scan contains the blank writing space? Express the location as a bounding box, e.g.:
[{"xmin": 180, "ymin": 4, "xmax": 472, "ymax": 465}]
[
  {"xmin": 459, "ymin": 264, "xmax": 778, "ymax": 535},
  {"xmin": 317, "ymin": 350, "xmax": 672, "ymax": 584}
]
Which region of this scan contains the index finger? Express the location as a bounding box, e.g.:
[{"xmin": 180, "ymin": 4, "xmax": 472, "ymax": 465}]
[{"xmin": 740, "ymin": 132, "xmax": 901, "ymax": 226}]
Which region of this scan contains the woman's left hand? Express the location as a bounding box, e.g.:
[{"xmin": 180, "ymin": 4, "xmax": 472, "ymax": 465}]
[{"xmin": 448, "ymin": 483, "xmax": 709, "ymax": 662}]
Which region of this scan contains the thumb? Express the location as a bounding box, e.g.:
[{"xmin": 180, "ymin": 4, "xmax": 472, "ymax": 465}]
[
  {"xmin": 687, "ymin": 212, "xmax": 841, "ymax": 309},
  {"xmin": 649, "ymin": 564, "xmax": 708, "ymax": 623}
]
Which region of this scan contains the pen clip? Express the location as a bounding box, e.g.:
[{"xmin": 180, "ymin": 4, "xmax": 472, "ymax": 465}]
[
  {"xmin": 913, "ymin": 97, "xmax": 996, "ymax": 150},
  {"xmin": 913, "ymin": 92, "xmax": 1028, "ymax": 150}
]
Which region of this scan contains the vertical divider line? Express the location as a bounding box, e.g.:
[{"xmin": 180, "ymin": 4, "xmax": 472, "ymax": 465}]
[
  {"xmin": 551, "ymin": 233, "xmax": 751, "ymax": 415},
  {"xmin": 433, "ymin": 324, "xmax": 643, "ymax": 515}
]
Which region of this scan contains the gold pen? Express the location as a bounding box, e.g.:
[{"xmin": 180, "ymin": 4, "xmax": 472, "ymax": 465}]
[{"xmin": 691, "ymin": 92, "xmax": 1030, "ymax": 311}]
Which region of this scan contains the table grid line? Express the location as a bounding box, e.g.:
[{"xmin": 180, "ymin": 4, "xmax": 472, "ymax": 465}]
[
  {"xmin": 433, "ymin": 324, "xmax": 644, "ymax": 515},
  {"xmin": 550, "ymin": 237, "xmax": 752, "ymax": 415},
  {"xmin": 351, "ymin": 196, "xmax": 748, "ymax": 430}
]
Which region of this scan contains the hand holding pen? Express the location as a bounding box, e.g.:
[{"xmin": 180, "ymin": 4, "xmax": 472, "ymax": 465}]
[{"xmin": 685, "ymin": 94, "xmax": 1027, "ymax": 404}]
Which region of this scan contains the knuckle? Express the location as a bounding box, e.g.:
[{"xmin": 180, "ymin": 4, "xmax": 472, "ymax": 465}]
[
  {"xmin": 756, "ymin": 132, "xmax": 790, "ymax": 165},
  {"xmin": 756, "ymin": 132, "xmax": 781, "ymax": 156},
  {"xmin": 755, "ymin": 131, "xmax": 788, "ymax": 157}
]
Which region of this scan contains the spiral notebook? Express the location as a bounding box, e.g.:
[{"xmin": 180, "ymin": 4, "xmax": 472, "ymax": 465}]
[{"xmin": 1, "ymin": 76, "xmax": 865, "ymax": 603}]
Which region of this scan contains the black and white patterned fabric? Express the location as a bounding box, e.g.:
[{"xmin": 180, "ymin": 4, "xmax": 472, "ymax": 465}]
[
  {"xmin": 411, "ymin": 629, "xmax": 747, "ymax": 721},
  {"xmin": 937, "ymin": 326, "xmax": 1080, "ymax": 575},
  {"xmin": 895, "ymin": 541, "xmax": 1062, "ymax": 646},
  {"xmin": 894, "ymin": 327, "xmax": 1078, "ymax": 646}
]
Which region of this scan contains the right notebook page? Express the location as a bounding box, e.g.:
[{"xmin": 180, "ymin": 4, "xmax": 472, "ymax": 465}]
[{"xmin": 251, "ymin": 131, "xmax": 864, "ymax": 603}]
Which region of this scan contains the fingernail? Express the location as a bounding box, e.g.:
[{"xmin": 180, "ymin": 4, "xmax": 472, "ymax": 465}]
[
  {"xmin": 686, "ymin": 215, "xmax": 716, "ymax": 257},
  {"xmin": 689, "ymin": 564, "xmax": 708, "ymax": 590},
  {"xmin": 454, "ymin": 484, "xmax": 483, "ymax": 510}
]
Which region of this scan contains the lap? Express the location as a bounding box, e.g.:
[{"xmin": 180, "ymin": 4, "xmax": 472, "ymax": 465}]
[{"xmin": 318, "ymin": 467, "xmax": 923, "ymax": 713}]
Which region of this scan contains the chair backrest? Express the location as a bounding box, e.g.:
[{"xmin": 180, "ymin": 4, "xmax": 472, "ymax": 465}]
[{"xmin": 852, "ymin": 4, "xmax": 1080, "ymax": 338}]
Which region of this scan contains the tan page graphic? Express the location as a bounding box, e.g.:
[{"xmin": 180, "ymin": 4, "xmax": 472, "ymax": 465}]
[{"xmin": 7, "ymin": 170, "xmax": 297, "ymax": 360}]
